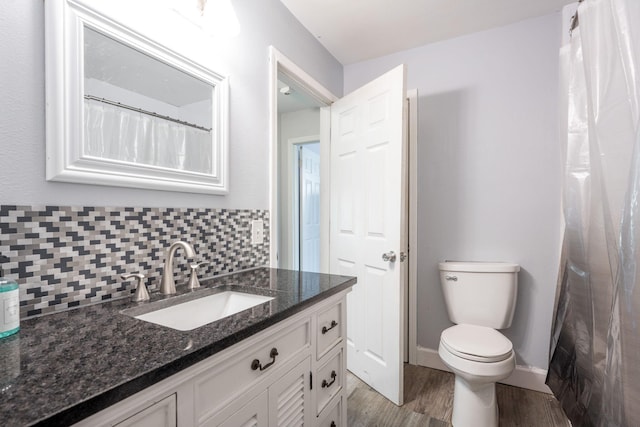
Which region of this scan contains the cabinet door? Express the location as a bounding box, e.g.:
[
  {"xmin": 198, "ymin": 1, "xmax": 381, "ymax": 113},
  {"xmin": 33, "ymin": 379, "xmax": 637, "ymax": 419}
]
[
  {"xmin": 114, "ymin": 394, "xmax": 176, "ymax": 427},
  {"xmin": 217, "ymin": 391, "xmax": 268, "ymax": 427},
  {"xmin": 268, "ymin": 357, "xmax": 312, "ymax": 426}
]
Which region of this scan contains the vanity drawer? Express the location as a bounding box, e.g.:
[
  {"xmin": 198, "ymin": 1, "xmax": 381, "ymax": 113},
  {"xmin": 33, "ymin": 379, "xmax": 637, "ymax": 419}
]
[
  {"xmin": 317, "ymin": 395, "xmax": 343, "ymax": 427},
  {"xmin": 195, "ymin": 320, "xmax": 310, "ymax": 421},
  {"xmin": 316, "ymin": 300, "xmax": 343, "ymax": 360},
  {"xmin": 316, "ymin": 349, "xmax": 343, "ymax": 415}
]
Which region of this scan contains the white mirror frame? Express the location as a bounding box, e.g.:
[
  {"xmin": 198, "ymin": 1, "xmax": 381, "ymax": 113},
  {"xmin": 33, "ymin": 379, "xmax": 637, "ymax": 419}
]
[{"xmin": 44, "ymin": 0, "xmax": 229, "ymax": 194}]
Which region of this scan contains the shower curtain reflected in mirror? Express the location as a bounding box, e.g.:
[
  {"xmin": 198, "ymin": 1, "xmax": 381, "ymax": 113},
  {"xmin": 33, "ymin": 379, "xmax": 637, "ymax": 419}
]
[
  {"xmin": 547, "ymin": 0, "xmax": 640, "ymax": 426},
  {"xmin": 84, "ymin": 99, "xmax": 213, "ymax": 174}
]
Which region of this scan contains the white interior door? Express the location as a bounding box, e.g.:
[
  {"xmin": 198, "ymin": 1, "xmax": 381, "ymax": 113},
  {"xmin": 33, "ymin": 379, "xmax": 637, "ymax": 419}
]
[
  {"xmin": 329, "ymin": 64, "xmax": 407, "ymax": 405},
  {"xmin": 300, "ymin": 144, "xmax": 321, "ymax": 272}
]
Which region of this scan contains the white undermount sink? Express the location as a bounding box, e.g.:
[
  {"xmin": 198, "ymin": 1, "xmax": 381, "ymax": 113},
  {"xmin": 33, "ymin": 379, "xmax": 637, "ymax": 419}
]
[{"xmin": 134, "ymin": 291, "xmax": 274, "ymax": 331}]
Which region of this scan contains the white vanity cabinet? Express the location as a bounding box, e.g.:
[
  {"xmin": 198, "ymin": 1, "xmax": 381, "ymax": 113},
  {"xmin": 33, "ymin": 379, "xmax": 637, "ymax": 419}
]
[{"xmin": 74, "ymin": 290, "xmax": 348, "ymax": 427}]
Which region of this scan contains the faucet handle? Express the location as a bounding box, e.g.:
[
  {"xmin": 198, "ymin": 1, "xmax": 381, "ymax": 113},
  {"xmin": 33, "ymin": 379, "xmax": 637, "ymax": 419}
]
[
  {"xmin": 121, "ymin": 273, "xmax": 149, "ymax": 302},
  {"xmin": 187, "ymin": 261, "xmax": 209, "ymax": 290},
  {"xmin": 191, "ymin": 261, "xmax": 209, "ymax": 270}
]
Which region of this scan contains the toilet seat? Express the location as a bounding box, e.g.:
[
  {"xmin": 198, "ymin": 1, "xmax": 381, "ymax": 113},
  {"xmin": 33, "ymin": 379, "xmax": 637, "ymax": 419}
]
[{"xmin": 440, "ymin": 324, "xmax": 513, "ymax": 363}]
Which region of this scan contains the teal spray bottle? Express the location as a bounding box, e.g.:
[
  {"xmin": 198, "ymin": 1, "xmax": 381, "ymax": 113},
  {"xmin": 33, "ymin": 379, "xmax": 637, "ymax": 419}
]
[{"xmin": 0, "ymin": 261, "xmax": 19, "ymax": 338}]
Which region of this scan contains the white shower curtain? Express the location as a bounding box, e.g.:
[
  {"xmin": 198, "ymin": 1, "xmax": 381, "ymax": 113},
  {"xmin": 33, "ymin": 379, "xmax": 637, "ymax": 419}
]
[
  {"xmin": 547, "ymin": 0, "xmax": 640, "ymax": 426},
  {"xmin": 84, "ymin": 98, "xmax": 213, "ymax": 175}
]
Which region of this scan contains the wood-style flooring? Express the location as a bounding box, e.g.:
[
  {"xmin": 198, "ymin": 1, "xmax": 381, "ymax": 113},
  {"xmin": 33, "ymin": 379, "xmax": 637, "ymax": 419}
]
[{"xmin": 347, "ymin": 364, "xmax": 571, "ymax": 427}]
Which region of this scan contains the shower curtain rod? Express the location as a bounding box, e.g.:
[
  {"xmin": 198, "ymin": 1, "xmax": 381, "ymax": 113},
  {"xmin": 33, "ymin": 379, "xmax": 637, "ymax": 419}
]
[
  {"xmin": 84, "ymin": 95, "xmax": 212, "ymax": 132},
  {"xmin": 570, "ymin": 0, "xmax": 585, "ymax": 35}
]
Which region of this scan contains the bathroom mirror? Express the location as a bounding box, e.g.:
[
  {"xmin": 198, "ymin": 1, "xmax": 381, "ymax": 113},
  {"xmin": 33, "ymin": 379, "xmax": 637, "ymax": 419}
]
[{"xmin": 45, "ymin": 0, "xmax": 229, "ymax": 194}]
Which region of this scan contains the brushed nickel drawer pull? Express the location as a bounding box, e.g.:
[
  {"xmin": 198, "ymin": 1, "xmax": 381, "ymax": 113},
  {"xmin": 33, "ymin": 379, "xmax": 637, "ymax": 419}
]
[
  {"xmin": 322, "ymin": 370, "xmax": 337, "ymax": 388},
  {"xmin": 251, "ymin": 348, "xmax": 279, "ymax": 371},
  {"xmin": 322, "ymin": 320, "xmax": 338, "ymax": 334}
]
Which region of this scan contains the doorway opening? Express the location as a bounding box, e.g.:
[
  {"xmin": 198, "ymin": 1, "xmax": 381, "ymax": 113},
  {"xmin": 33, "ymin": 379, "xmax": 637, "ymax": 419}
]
[
  {"xmin": 292, "ymin": 140, "xmax": 321, "ymax": 272},
  {"xmin": 268, "ymin": 47, "xmax": 337, "ymax": 273}
]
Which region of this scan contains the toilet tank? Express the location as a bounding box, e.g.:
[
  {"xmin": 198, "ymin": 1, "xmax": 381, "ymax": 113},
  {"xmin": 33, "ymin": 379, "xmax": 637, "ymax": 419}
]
[{"xmin": 439, "ymin": 261, "xmax": 520, "ymax": 329}]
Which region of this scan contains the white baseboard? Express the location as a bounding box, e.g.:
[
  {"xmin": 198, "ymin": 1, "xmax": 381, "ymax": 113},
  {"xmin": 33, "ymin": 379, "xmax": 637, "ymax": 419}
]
[
  {"xmin": 416, "ymin": 345, "xmax": 450, "ymax": 371},
  {"xmin": 416, "ymin": 346, "xmax": 552, "ymax": 394}
]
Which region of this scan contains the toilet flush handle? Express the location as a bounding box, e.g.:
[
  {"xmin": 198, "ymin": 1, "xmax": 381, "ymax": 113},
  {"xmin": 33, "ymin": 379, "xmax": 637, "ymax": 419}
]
[{"xmin": 445, "ymin": 275, "xmax": 458, "ymax": 282}]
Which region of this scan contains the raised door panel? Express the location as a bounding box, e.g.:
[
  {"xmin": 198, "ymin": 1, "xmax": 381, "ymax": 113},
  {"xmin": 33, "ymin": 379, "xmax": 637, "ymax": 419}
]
[{"xmin": 331, "ymin": 104, "xmax": 360, "ymax": 264}]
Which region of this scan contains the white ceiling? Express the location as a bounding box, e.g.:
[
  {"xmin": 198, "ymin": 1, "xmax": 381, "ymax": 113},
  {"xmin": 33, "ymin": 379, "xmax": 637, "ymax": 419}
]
[{"xmin": 279, "ymin": 0, "xmax": 576, "ymax": 65}]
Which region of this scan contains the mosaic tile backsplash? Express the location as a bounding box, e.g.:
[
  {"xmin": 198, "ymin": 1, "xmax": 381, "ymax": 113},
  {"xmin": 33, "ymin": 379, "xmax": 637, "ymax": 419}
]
[{"xmin": 0, "ymin": 205, "xmax": 270, "ymax": 318}]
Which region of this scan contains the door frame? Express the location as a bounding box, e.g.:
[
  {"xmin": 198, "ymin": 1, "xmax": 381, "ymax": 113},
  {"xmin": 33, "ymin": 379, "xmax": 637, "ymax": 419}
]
[
  {"xmin": 407, "ymin": 89, "xmax": 418, "ymax": 365},
  {"xmin": 268, "ymin": 46, "xmax": 337, "ymax": 271},
  {"xmin": 268, "ymin": 45, "xmax": 419, "ymax": 386}
]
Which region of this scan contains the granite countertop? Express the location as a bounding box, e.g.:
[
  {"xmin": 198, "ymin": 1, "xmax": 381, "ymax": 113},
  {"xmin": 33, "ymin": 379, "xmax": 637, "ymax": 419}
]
[{"xmin": 0, "ymin": 267, "xmax": 356, "ymax": 427}]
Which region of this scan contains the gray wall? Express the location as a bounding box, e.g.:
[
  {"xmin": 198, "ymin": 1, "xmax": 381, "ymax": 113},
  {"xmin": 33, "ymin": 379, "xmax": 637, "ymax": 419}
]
[
  {"xmin": 344, "ymin": 14, "xmax": 563, "ymax": 369},
  {"xmin": 0, "ymin": 0, "xmax": 342, "ymax": 210}
]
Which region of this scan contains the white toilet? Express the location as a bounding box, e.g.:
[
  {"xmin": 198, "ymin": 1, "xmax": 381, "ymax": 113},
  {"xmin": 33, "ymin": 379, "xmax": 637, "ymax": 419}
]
[{"xmin": 437, "ymin": 261, "xmax": 520, "ymax": 427}]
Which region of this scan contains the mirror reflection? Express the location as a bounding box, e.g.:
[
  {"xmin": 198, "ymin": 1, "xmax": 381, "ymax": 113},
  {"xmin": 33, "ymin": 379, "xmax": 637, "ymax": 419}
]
[{"xmin": 83, "ymin": 27, "xmax": 214, "ymax": 174}]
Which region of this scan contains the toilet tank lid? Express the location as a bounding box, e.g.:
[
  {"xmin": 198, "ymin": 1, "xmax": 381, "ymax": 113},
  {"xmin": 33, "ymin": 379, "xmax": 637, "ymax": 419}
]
[{"xmin": 439, "ymin": 261, "xmax": 520, "ymax": 273}]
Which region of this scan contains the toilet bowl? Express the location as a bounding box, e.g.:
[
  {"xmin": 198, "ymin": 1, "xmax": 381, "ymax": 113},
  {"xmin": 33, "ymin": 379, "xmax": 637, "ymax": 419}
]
[
  {"xmin": 438, "ymin": 324, "xmax": 515, "ymax": 427},
  {"xmin": 437, "ymin": 261, "xmax": 520, "ymax": 427}
]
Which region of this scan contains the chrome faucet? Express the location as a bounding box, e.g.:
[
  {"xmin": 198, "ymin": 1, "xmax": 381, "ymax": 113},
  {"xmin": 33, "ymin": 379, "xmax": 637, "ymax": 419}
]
[{"xmin": 160, "ymin": 241, "xmax": 196, "ymax": 295}]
